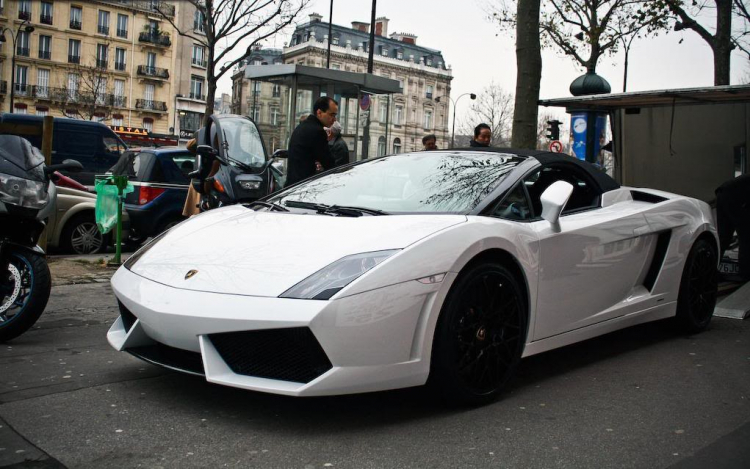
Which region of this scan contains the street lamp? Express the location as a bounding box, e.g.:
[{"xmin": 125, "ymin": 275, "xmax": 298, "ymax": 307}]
[
  {"xmin": 436, "ymin": 92, "xmax": 476, "ymax": 149},
  {"xmin": 0, "ymin": 21, "xmax": 35, "ymax": 113}
]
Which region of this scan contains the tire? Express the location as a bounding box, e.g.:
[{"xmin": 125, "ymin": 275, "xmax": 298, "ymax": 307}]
[
  {"xmin": 61, "ymin": 212, "xmax": 108, "ymax": 255},
  {"xmin": 0, "ymin": 250, "xmax": 52, "ymax": 342},
  {"xmin": 430, "ymin": 262, "xmax": 527, "ymax": 405},
  {"xmin": 675, "ymin": 238, "xmax": 718, "ymax": 334}
]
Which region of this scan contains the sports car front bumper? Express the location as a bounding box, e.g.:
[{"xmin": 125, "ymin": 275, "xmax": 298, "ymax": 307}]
[{"xmin": 108, "ymin": 267, "xmax": 452, "ymax": 396}]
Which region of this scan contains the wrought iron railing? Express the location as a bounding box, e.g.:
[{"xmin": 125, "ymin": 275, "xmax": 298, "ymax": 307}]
[
  {"xmin": 16, "ymin": 47, "xmax": 29, "ymax": 57},
  {"xmin": 14, "ymin": 83, "xmax": 29, "ymax": 96},
  {"xmin": 96, "ymin": 59, "xmax": 108, "ymax": 69},
  {"xmin": 68, "ymin": 54, "xmax": 81, "ymax": 64},
  {"xmin": 189, "ymin": 92, "xmax": 205, "ymax": 101},
  {"xmin": 191, "ymin": 58, "xmax": 207, "ymax": 68},
  {"xmin": 98, "ymin": 25, "xmax": 110, "ymax": 35},
  {"xmin": 18, "ymin": 10, "xmax": 31, "ymax": 21},
  {"xmin": 99, "ymin": 1, "xmax": 174, "ymax": 18},
  {"xmin": 136, "ymin": 99, "xmax": 167, "ymax": 111},
  {"xmin": 39, "ymin": 50, "xmax": 51, "ymax": 60},
  {"xmin": 70, "ymin": 20, "xmax": 82, "ymax": 30},
  {"xmin": 40, "ymin": 14, "xmax": 53, "ymax": 25},
  {"xmin": 138, "ymin": 32, "xmax": 171, "ymax": 47},
  {"xmin": 115, "ymin": 61, "xmax": 126, "ymax": 71},
  {"xmin": 137, "ymin": 65, "xmax": 169, "ymax": 79},
  {"xmin": 117, "ymin": 28, "xmax": 128, "ymax": 38}
]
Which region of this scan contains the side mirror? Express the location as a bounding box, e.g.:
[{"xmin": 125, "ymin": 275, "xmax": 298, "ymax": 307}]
[
  {"xmin": 45, "ymin": 159, "xmax": 84, "ymax": 174},
  {"xmin": 188, "ymin": 154, "xmax": 202, "ymax": 179},
  {"xmin": 272, "ymin": 149, "xmax": 288, "ymax": 159},
  {"xmin": 540, "ymin": 180, "xmax": 573, "ymax": 232},
  {"xmin": 196, "ymin": 145, "xmax": 215, "ymax": 156}
]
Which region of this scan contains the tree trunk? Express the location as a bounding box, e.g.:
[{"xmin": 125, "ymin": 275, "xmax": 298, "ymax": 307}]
[
  {"xmin": 203, "ymin": 0, "xmax": 215, "ymax": 124},
  {"xmin": 713, "ymin": 0, "xmax": 732, "ymax": 85},
  {"xmin": 511, "ymin": 0, "xmax": 542, "ymax": 149}
]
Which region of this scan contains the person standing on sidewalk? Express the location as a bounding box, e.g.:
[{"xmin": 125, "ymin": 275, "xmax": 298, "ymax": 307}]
[
  {"xmin": 328, "ymin": 121, "xmax": 350, "ymax": 167},
  {"xmin": 286, "ymin": 97, "xmax": 337, "ymax": 186}
]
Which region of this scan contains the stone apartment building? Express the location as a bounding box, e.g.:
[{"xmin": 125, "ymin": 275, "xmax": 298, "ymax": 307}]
[
  {"xmin": 0, "ymin": 0, "xmax": 207, "ymax": 140},
  {"xmin": 232, "ymin": 13, "xmax": 453, "ymax": 157}
]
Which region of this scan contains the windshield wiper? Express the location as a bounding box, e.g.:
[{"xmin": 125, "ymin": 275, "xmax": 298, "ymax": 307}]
[
  {"xmin": 245, "ymin": 200, "xmax": 289, "ymax": 212},
  {"xmin": 221, "ymin": 129, "xmax": 255, "ymax": 172},
  {"xmin": 283, "ymin": 200, "xmax": 387, "ymax": 217}
]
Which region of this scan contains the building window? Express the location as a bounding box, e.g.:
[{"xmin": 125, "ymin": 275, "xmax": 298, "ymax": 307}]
[
  {"xmin": 18, "ymin": 0, "xmax": 31, "ymax": 20},
  {"xmin": 96, "ymin": 44, "xmax": 108, "ymax": 69},
  {"xmin": 36, "ymin": 107, "xmax": 49, "ymax": 117},
  {"xmin": 70, "ymin": 6, "xmax": 82, "ymax": 29},
  {"xmin": 117, "ymin": 14, "xmax": 128, "ymax": 38},
  {"xmin": 393, "ymin": 138, "xmax": 401, "ymax": 154},
  {"xmin": 40, "ymin": 2, "xmax": 53, "ymax": 25},
  {"xmin": 112, "ymin": 115, "xmax": 124, "ymax": 126},
  {"xmin": 67, "ymin": 73, "xmax": 78, "ymax": 100},
  {"xmin": 426, "ymin": 85, "xmax": 433, "ymax": 99},
  {"xmin": 94, "ymin": 77, "xmax": 107, "ymax": 105},
  {"xmin": 272, "ymin": 84, "xmax": 281, "ymax": 98},
  {"xmin": 332, "ymin": 35, "xmax": 339, "ymax": 45},
  {"xmin": 252, "ymin": 81, "xmax": 261, "ymax": 96},
  {"xmin": 94, "ymin": 112, "xmax": 106, "ymax": 123},
  {"xmin": 191, "ymin": 45, "xmax": 206, "ymax": 68},
  {"xmin": 146, "ymin": 52, "xmax": 157, "ymax": 70},
  {"xmin": 38, "ymin": 35, "xmax": 52, "ymax": 60},
  {"xmin": 395, "ymin": 105, "xmax": 403, "ymax": 125},
  {"xmin": 194, "ymin": 10, "xmax": 206, "ymax": 33},
  {"xmin": 14, "ymin": 104, "xmax": 28, "ymax": 115},
  {"xmin": 115, "ymin": 48, "xmax": 126, "ymax": 71},
  {"xmin": 179, "ymin": 111, "xmax": 202, "ymax": 134},
  {"xmin": 16, "ymin": 31, "xmax": 29, "ymax": 57},
  {"xmin": 36, "ymin": 69, "xmax": 50, "ymax": 98},
  {"xmin": 144, "ymin": 84, "xmax": 155, "ymax": 103},
  {"xmin": 424, "ymin": 110, "xmax": 433, "ymax": 129},
  {"xmin": 251, "ymin": 105, "xmax": 260, "ymax": 122},
  {"xmin": 68, "ymin": 39, "xmax": 81, "ymax": 64},
  {"xmin": 397, "ymin": 50, "xmax": 403, "ymax": 60},
  {"xmin": 271, "ymin": 107, "xmax": 279, "ymax": 126},
  {"xmin": 379, "ymin": 101, "xmax": 387, "ymax": 122},
  {"xmin": 190, "ymin": 76, "xmax": 204, "ymax": 100},
  {"xmin": 143, "ymin": 118, "xmax": 153, "ymax": 133},
  {"xmin": 114, "ymin": 79, "xmax": 125, "ymax": 106},
  {"xmin": 377, "ymin": 136, "xmax": 386, "ymax": 157},
  {"xmin": 98, "ymin": 10, "xmax": 110, "ymax": 35},
  {"xmin": 15, "ymin": 66, "xmax": 28, "ymax": 96}
]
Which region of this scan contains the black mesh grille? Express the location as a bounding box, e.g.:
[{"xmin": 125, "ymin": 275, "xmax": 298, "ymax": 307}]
[
  {"xmin": 128, "ymin": 343, "xmax": 205, "ymax": 375},
  {"xmin": 117, "ymin": 301, "xmax": 137, "ymax": 332},
  {"xmin": 209, "ymin": 328, "xmax": 332, "ymax": 384}
]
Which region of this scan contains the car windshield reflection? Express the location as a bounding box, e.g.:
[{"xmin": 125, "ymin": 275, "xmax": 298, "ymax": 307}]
[{"xmin": 270, "ymin": 151, "xmax": 526, "ymax": 213}]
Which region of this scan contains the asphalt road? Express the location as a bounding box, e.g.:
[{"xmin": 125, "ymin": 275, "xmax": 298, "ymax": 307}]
[{"xmin": 1, "ymin": 282, "xmax": 749, "ymax": 469}]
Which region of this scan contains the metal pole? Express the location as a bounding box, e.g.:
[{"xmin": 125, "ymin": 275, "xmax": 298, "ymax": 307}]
[
  {"xmin": 451, "ymin": 99, "xmax": 456, "ymax": 149},
  {"xmin": 9, "ymin": 31, "xmax": 17, "ymax": 112},
  {"xmin": 354, "ymin": 90, "xmax": 361, "ymax": 160},
  {"xmin": 327, "ymin": 0, "xmax": 333, "ymax": 69},
  {"xmin": 385, "ymin": 94, "xmax": 390, "ymax": 153},
  {"xmin": 367, "ymin": 0, "xmax": 376, "ymax": 73}
]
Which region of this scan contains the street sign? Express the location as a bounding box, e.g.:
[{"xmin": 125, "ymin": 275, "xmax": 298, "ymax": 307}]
[
  {"xmin": 360, "ymin": 94, "xmax": 371, "ymax": 111},
  {"xmin": 549, "ymin": 140, "xmax": 563, "ymax": 153}
]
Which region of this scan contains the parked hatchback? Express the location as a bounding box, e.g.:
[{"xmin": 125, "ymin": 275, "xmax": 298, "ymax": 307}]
[{"xmin": 112, "ymin": 147, "xmax": 193, "ymax": 243}]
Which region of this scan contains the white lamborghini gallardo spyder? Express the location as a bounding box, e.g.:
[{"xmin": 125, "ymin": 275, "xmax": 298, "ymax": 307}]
[{"xmin": 108, "ymin": 148, "xmax": 718, "ymax": 404}]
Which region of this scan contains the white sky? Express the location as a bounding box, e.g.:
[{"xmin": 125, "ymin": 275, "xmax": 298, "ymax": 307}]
[{"xmin": 218, "ymin": 0, "xmax": 749, "ymax": 128}]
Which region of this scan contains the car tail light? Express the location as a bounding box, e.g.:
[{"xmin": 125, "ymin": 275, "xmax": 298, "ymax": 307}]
[
  {"xmin": 213, "ymin": 179, "xmax": 225, "ymax": 193},
  {"xmin": 138, "ymin": 186, "xmax": 165, "ymax": 205}
]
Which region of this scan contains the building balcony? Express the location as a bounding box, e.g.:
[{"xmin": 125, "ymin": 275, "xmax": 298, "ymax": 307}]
[
  {"xmin": 68, "ymin": 54, "xmax": 80, "ymax": 64},
  {"xmin": 31, "ymin": 85, "xmax": 51, "ymax": 100},
  {"xmin": 139, "ymin": 32, "xmax": 171, "ymax": 47},
  {"xmin": 40, "ymin": 14, "xmax": 53, "ymax": 25},
  {"xmin": 117, "ymin": 28, "xmax": 128, "ymax": 38},
  {"xmin": 14, "ymin": 83, "xmax": 29, "ymax": 96},
  {"xmin": 96, "ymin": 59, "xmax": 108, "ymax": 69},
  {"xmin": 137, "ymin": 65, "xmax": 169, "ymax": 79},
  {"xmin": 191, "ymin": 58, "xmax": 207, "ymax": 68},
  {"xmin": 16, "ymin": 47, "xmax": 29, "ymax": 57},
  {"xmin": 18, "ymin": 10, "xmax": 31, "ymax": 21},
  {"xmin": 136, "ymin": 99, "xmax": 167, "ymax": 112},
  {"xmin": 38, "ymin": 50, "xmax": 51, "ymax": 60},
  {"xmin": 70, "ymin": 20, "xmax": 82, "ymax": 30},
  {"xmin": 189, "ymin": 92, "xmax": 205, "ymax": 101},
  {"xmin": 113, "ymin": 95, "xmax": 127, "ymax": 107},
  {"xmin": 115, "ymin": 61, "xmax": 126, "ymax": 71},
  {"xmin": 98, "ymin": 25, "xmax": 110, "ymax": 35}
]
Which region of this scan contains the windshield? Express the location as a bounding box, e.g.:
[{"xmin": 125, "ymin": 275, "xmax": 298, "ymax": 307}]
[
  {"xmin": 219, "ymin": 117, "xmax": 266, "ymax": 168},
  {"xmin": 269, "ymin": 151, "xmax": 526, "ymax": 213},
  {"xmin": 0, "ymin": 135, "xmax": 46, "ymax": 182}
]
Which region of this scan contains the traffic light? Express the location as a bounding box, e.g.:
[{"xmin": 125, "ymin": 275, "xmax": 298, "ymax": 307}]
[{"xmin": 546, "ymin": 120, "xmax": 562, "ymax": 141}]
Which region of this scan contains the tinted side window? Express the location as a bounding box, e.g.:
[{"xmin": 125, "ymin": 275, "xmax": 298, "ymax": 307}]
[
  {"xmin": 493, "ymin": 183, "xmax": 532, "ymax": 221},
  {"xmin": 159, "ymin": 153, "xmax": 192, "ymax": 184},
  {"xmin": 56, "ymin": 130, "xmax": 98, "ymax": 161},
  {"xmin": 525, "ymin": 164, "xmax": 601, "ymax": 216}
]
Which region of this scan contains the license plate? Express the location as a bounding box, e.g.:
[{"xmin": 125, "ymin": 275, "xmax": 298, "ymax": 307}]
[{"xmin": 719, "ymin": 261, "xmax": 740, "ymax": 274}]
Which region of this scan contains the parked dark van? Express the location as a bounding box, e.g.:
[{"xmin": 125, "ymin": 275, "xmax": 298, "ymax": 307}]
[{"xmin": 0, "ymin": 114, "xmax": 127, "ymax": 185}]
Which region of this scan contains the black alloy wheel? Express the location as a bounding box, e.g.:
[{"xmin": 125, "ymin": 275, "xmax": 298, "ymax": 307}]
[
  {"xmin": 675, "ymin": 238, "xmax": 718, "ymax": 333},
  {"xmin": 62, "ymin": 213, "xmax": 107, "ymax": 255},
  {"xmin": 431, "ymin": 262, "xmax": 527, "ymax": 405}
]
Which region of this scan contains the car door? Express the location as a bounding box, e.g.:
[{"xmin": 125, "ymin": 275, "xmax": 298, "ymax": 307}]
[{"xmin": 525, "ymin": 163, "xmax": 654, "ymax": 341}]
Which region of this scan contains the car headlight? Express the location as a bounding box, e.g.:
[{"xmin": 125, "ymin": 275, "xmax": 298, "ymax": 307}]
[
  {"xmin": 123, "ymin": 229, "xmax": 170, "ymax": 271},
  {"xmin": 280, "ymin": 249, "xmax": 400, "ymax": 300},
  {"xmin": 0, "ymin": 174, "xmax": 48, "ymax": 210},
  {"xmin": 239, "ymin": 180, "xmax": 262, "ymax": 190}
]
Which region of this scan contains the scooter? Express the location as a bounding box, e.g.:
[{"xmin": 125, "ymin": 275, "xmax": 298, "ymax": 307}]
[
  {"xmin": 190, "ymin": 114, "xmax": 286, "ymax": 212},
  {"xmin": 0, "ymin": 135, "xmax": 82, "ymax": 342}
]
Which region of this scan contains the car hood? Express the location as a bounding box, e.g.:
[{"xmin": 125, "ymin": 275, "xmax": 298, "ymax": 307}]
[{"xmin": 128, "ymin": 205, "xmax": 466, "ymax": 297}]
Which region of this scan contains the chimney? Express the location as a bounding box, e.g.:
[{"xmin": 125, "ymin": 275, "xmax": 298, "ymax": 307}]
[
  {"xmin": 375, "ymin": 17, "xmax": 389, "ymax": 37},
  {"xmin": 309, "ymin": 13, "xmax": 323, "ymax": 23},
  {"xmin": 351, "ymin": 21, "xmax": 370, "ymax": 33},
  {"xmin": 388, "ymin": 32, "xmax": 417, "ymax": 45}
]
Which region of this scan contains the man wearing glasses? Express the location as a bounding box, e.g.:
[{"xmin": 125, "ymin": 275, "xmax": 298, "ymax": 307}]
[{"xmin": 286, "ymin": 96, "xmax": 338, "ymax": 186}]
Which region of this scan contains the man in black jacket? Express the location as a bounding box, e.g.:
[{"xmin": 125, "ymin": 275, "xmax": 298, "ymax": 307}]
[
  {"xmin": 716, "ymin": 173, "xmax": 750, "ymax": 280},
  {"xmin": 286, "ymin": 97, "xmax": 338, "ymax": 186}
]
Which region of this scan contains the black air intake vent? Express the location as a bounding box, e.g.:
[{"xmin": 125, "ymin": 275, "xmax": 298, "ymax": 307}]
[
  {"xmin": 128, "ymin": 343, "xmax": 205, "ymax": 375},
  {"xmin": 117, "ymin": 300, "xmax": 137, "ymax": 332},
  {"xmin": 631, "ymin": 190, "xmax": 668, "ymax": 204},
  {"xmin": 209, "ymin": 328, "xmax": 333, "ymax": 384},
  {"xmin": 644, "ymin": 231, "xmax": 672, "ymax": 291}
]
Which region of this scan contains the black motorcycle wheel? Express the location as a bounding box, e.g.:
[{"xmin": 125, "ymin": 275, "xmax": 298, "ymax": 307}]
[{"xmin": 0, "ymin": 250, "xmax": 51, "ymax": 342}]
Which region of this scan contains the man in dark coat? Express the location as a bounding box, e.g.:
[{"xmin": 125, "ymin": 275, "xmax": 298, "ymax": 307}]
[
  {"xmin": 286, "ymin": 96, "xmax": 337, "ymax": 185},
  {"xmin": 469, "ymin": 123, "xmax": 491, "ymax": 147},
  {"xmin": 715, "ymin": 173, "xmax": 750, "ymax": 280},
  {"xmin": 328, "ymin": 121, "xmax": 349, "ymax": 167}
]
